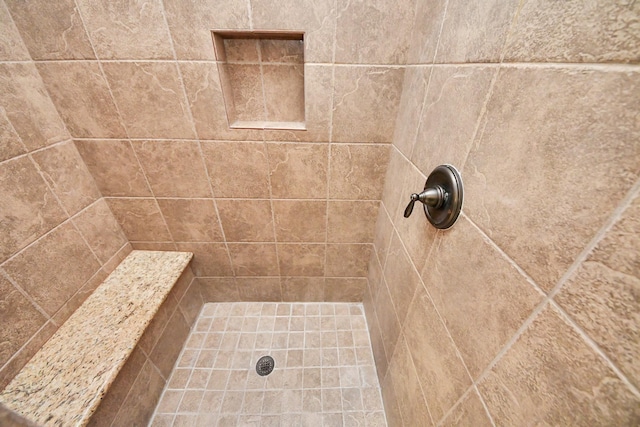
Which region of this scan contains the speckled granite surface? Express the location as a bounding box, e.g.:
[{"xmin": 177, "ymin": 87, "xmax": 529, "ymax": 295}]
[{"xmin": 0, "ymin": 250, "xmax": 193, "ymax": 427}]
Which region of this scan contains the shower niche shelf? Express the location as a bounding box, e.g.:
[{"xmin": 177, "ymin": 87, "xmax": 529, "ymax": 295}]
[{"xmin": 212, "ymin": 30, "xmax": 306, "ymax": 131}]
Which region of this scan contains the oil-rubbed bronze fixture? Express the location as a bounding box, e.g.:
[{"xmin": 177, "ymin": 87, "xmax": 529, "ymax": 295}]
[{"xmin": 404, "ymin": 164, "xmax": 463, "ymax": 229}]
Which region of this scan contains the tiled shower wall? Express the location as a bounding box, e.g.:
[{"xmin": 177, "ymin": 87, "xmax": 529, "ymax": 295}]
[
  {"xmin": 0, "ymin": 0, "xmax": 416, "ymax": 305},
  {"xmin": 365, "ymin": 1, "xmax": 640, "ymax": 425},
  {"xmin": 0, "ymin": 1, "xmax": 131, "ymax": 388}
]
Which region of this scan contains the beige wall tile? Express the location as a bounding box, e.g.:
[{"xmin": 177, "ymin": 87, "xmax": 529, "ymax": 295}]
[
  {"xmin": 380, "ymin": 147, "xmax": 413, "ymax": 220},
  {"xmin": 403, "ymin": 283, "xmax": 472, "ymax": 421},
  {"xmin": 324, "ymin": 278, "xmax": 366, "ymax": 302},
  {"xmin": 149, "ymin": 309, "xmax": 190, "ymax": 379},
  {"xmin": 0, "ymin": 107, "xmax": 26, "ymax": 162},
  {"xmin": 263, "ymin": 64, "xmax": 305, "ymax": 123},
  {"xmin": 278, "ymin": 244, "xmax": 325, "ymax": 277},
  {"xmin": 282, "ymin": 277, "xmax": 324, "ymax": 301},
  {"xmin": 112, "ymin": 360, "xmax": 166, "ymax": 426},
  {"xmin": 130, "ymin": 242, "xmax": 177, "ymax": 251},
  {"xmin": 0, "ymin": 0, "xmax": 29, "ymax": 61},
  {"xmin": 228, "ymin": 243, "xmax": 279, "ymax": 276},
  {"xmin": 0, "ymin": 156, "xmax": 66, "ymax": 262},
  {"xmin": 201, "ymin": 141, "xmax": 270, "ymax": 198},
  {"xmin": 380, "ymin": 366, "xmax": 403, "ymax": 426},
  {"xmin": 421, "ymin": 217, "xmax": 543, "ymax": 378},
  {"xmin": 236, "ymin": 277, "xmax": 282, "ymax": 302},
  {"xmin": 216, "ymin": 199, "xmax": 275, "ymax": 242},
  {"xmin": 372, "ymin": 202, "xmax": 394, "ymax": 267},
  {"xmin": 335, "ymin": 0, "xmax": 416, "ymax": 64},
  {"xmin": 0, "ymin": 274, "xmax": 48, "ymax": 369},
  {"xmin": 198, "ymin": 278, "xmax": 239, "ymax": 302},
  {"xmin": 260, "ymin": 39, "xmax": 304, "ymax": 63},
  {"xmin": 406, "ymin": 0, "xmax": 447, "ymax": 64},
  {"xmin": 273, "ymin": 200, "xmax": 326, "ymax": 243},
  {"xmin": 36, "ymin": 62, "xmax": 126, "ymax": 138},
  {"xmin": 436, "ymin": 0, "xmax": 519, "ymax": 63},
  {"xmin": 179, "ymin": 277, "xmax": 204, "ymax": 327},
  {"xmin": 226, "ymin": 64, "xmax": 266, "ymax": 123},
  {"xmin": 392, "ymin": 67, "xmax": 431, "ymax": 158},
  {"xmin": 463, "ymin": 67, "xmax": 640, "ymax": 292},
  {"xmin": 224, "ymin": 39, "xmax": 260, "ymax": 62},
  {"xmin": 31, "ymin": 141, "xmax": 101, "ymax": 215},
  {"xmin": 163, "ymin": 0, "xmax": 250, "ymax": 60},
  {"xmin": 74, "ymin": 140, "xmax": 152, "ymax": 197},
  {"xmin": 106, "ymin": 198, "xmax": 172, "ymax": 242},
  {"xmin": 102, "ymin": 62, "xmax": 195, "ymax": 139},
  {"xmin": 175, "ymin": 243, "xmax": 233, "ymax": 277},
  {"xmin": 384, "ymin": 232, "xmax": 422, "ymax": 326},
  {"xmin": 325, "ymin": 244, "xmax": 371, "ymax": 277},
  {"xmin": 0, "ymin": 63, "xmax": 70, "ymax": 150},
  {"xmin": 327, "ymin": 201, "xmax": 379, "ymax": 243},
  {"xmin": 3, "ymin": 222, "xmax": 100, "ymax": 316},
  {"xmin": 556, "ymin": 193, "xmax": 640, "ymax": 389},
  {"xmin": 329, "ymin": 145, "xmax": 390, "ymax": 200},
  {"xmin": 75, "ymin": 0, "xmax": 173, "ymax": 59},
  {"xmin": 366, "ymin": 250, "xmax": 384, "ymax": 305},
  {"xmin": 332, "ymin": 67, "xmax": 404, "ymax": 143},
  {"xmin": 52, "ymin": 268, "xmax": 107, "ymax": 326},
  {"xmin": 157, "ymin": 199, "xmax": 223, "ymax": 242},
  {"xmin": 5, "ymin": 0, "xmax": 94, "ymax": 60},
  {"xmin": 440, "ymin": 390, "xmax": 492, "ymax": 427},
  {"xmin": 132, "ymin": 140, "xmax": 211, "ymax": 198},
  {"xmin": 366, "ymin": 310, "xmax": 388, "ymax": 377},
  {"xmin": 411, "ymin": 66, "xmax": 496, "ymax": 176},
  {"xmin": 504, "ymin": 1, "xmax": 640, "ymax": 63},
  {"xmin": 479, "ymin": 305, "xmax": 640, "ymax": 424},
  {"xmin": 73, "ymin": 199, "xmax": 128, "ymax": 264},
  {"xmin": 267, "ymin": 143, "xmax": 328, "ymax": 199}
]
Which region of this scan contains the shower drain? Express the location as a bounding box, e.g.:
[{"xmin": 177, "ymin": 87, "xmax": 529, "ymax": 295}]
[{"xmin": 256, "ymin": 355, "xmax": 275, "ymax": 376}]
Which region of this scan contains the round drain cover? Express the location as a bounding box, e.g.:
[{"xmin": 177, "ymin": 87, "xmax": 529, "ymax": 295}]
[{"xmin": 256, "ymin": 355, "xmax": 275, "ymax": 376}]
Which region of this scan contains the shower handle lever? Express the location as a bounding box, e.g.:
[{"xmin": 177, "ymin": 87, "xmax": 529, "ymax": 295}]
[{"xmin": 403, "ymin": 186, "xmax": 447, "ymax": 218}]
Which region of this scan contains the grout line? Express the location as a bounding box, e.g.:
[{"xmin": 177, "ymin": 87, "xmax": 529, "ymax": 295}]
[
  {"xmin": 0, "ymin": 267, "xmax": 51, "ymax": 322},
  {"xmin": 0, "ymin": 137, "xmax": 72, "ymax": 166},
  {"xmin": 473, "ymin": 383, "xmax": 497, "ymax": 427},
  {"xmin": 0, "ymin": 320, "xmax": 56, "ymax": 380},
  {"xmin": 263, "ymin": 128, "xmax": 284, "ymax": 299},
  {"xmin": 71, "ymin": 136, "xmax": 390, "ymax": 147}
]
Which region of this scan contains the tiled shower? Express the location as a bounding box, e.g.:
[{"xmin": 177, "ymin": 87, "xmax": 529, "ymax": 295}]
[{"xmin": 1, "ymin": 0, "xmax": 639, "ymax": 425}]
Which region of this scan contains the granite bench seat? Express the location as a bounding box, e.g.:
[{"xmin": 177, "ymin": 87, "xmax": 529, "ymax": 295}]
[{"xmin": 0, "ymin": 250, "xmax": 195, "ymax": 427}]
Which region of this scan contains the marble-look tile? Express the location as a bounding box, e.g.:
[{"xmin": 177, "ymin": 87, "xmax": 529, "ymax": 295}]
[
  {"xmin": 383, "ymin": 232, "xmax": 422, "ymax": 326},
  {"xmin": 479, "ymin": 305, "xmax": 640, "ymax": 424},
  {"xmin": 201, "ymin": 141, "xmax": 270, "ymax": 198},
  {"xmin": 335, "ymin": 0, "xmax": 415, "ymax": 64},
  {"xmin": 260, "ymin": 39, "xmax": 304, "ymax": 63},
  {"xmin": 556, "ymin": 193, "xmax": 640, "ymax": 389},
  {"xmin": 132, "ymin": 140, "xmax": 211, "ymax": 198},
  {"xmin": 226, "ymin": 64, "xmax": 265, "ymax": 123},
  {"xmin": 421, "ymin": 217, "xmax": 543, "ymax": 378},
  {"xmin": 411, "ymin": 66, "xmax": 496, "ymax": 176},
  {"xmin": 0, "ymin": 156, "xmax": 66, "ymax": 262},
  {"xmin": 198, "ymin": 278, "xmax": 239, "ymax": 302},
  {"xmin": 180, "ymin": 62, "xmax": 263, "ymax": 141},
  {"xmin": 0, "ymin": 1, "xmax": 29, "ymax": 61},
  {"xmin": 0, "ymin": 63, "xmax": 70, "ymax": 150},
  {"xmin": 436, "ymin": 0, "xmax": 519, "ymax": 63},
  {"xmin": 281, "ymin": 277, "xmax": 324, "ymax": 301},
  {"xmin": 163, "ymin": 0, "xmax": 250, "ymax": 60},
  {"xmin": 216, "ymin": 199, "xmax": 275, "ymax": 242},
  {"xmin": 157, "ymin": 199, "xmax": 223, "ymax": 242},
  {"xmin": 324, "ymin": 278, "xmax": 367, "ymax": 302},
  {"xmin": 406, "ymin": 0, "xmax": 447, "ymax": 64},
  {"xmin": 76, "ymin": 0, "xmax": 173, "ymax": 59},
  {"xmin": 327, "ymin": 201, "xmax": 379, "ymax": 243},
  {"xmin": 74, "ymin": 140, "xmax": 151, "ymax": 197},
  {"xmin": 3, "ymin": 222, "xmax": 100, "ymax": 316},
  {"xmin": 329, "ymin": 145, "xmax": 390, "ymax": 200},
  {"xmin": 0, "ymin": 274, "xmax": 47, "ymax": 369},
  {"xmin": 440, "ymin": 390, "xmax": 492, "ymax": 426},
  {"xmin": 0, "ymin": 107, "xmax": 26, "ymax": 162},
  {"xmin": 102, "ymin": 62, "xmax": 195, "ymax": 139},
  {"xmin": 504, "ymin": 0, "xmax": 640, "ymax": 63},
  {"xmin": 251, "ymin": 0, "xmax": 336, "ymax": 63},
  {"xmin": 392, "ymin": 67, "xmax": 431, "ymax": 158},
  {"xmin": 236, "ymin": 278, "xmax": 282, "ymax": 302},
  {"xmin": 5, "ymin": 0, "xmax": 94, "ymax": 60},
  {"xmin": 263, "ymin": 64, "xmax": 305, "ymax": 123},
  {"xmin": 73, "ymin": 199, "xmax": 128, "ymax": 264},
  {"xmin": 325, "ymin": 244, "xmax": 371, "ymax": 277},
  {"xmin": 224, "ymin": 39, "xmax": 260, "ymax": 62},
  {"xmin": 278, "ymin": 244, "xmax": 325, "ymax": 277},
  {"xmin": 106, "ymin": 198, "xmax": 172, "ymax": 242},
  {"xmin": 175, "ymin": 243, "xmax": 233, "ymax": 277},
  {"xmin": 463, "ymin": 67, "xmax": 640, "ymax": 292},
  {"xmin": 267, "ymin": 143, "xmax": 328, "ymax": 199},
  {"xmin": 36, "ymin": 62, "xmax": 126, "ymax": 138},
  {"xmin": 403, "ymin": 283, "xmax": 472, "ymax": 421},
  {"xmin": 332, "ymin": 67, "xmax": 404, "ymax": 143},
  {"xmin": 31, "ymin": 141, "xmax": 101, "ymax": 215},
  {"xmin": 272, "ymin": 200, "xmax": 327, "ymax": 243},
  {"xmin": 228, "ymin": 243, "xmax": 279, "ymax": 276}
]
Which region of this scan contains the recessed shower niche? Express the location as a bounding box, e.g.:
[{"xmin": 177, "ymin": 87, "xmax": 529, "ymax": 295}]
[{"xmin": 212, "ymin": 31, "xmax": 306, "ymax": 130}]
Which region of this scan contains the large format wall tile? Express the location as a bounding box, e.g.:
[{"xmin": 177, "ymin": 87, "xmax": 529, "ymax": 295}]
[
  {"xmin": 73, "ymin": 199, "xmax": 128, "ymax": 264},
  {"xmin": 102, "ymin": 62, "xmax": 195, "ymax": 139},
  {"xmin": 272, "ymin": 200, "xmax": 327, "ymax": 243},
  {"xmin": 216, "ymin": 200, "xmax": 275, "ymax": 242},
  {"xmin": 391, "ymin": 67, "xmax": 431, "ymax": 157},
  {"xmin": 5, "ymin": 0, "xmax": 94, "ymax": 60},
  {"xmin": 106, "ymin": 198, "xmax": 172, "ymax": 242},
  {"xmin": 406, "ymin": 0, "xmax": 447, "ymax": 64},
  {"xmin": 464, "ymin": 67, "xmax": 640, "ymax": 292},
  {"xmin": 278, "ymin": 244, "xmax": 325, "ymax": 277},
  {"xmin": 0, "ymin": 0, "xmax": 29, "ymax": 61},
  {"xmin": 267, "ymin": 143, "xmax": 328, "ymax": 199},
  {"xmin": 325, "ymin": 244, "xmax": 371, "ymax": 277},
  {"xmin": 327, "ymin": 201, "xmax": 379, "ymax": 243},
  {"xmin": 175, "ymin": 243, "xmax": 232, "ymax": 277},
  {"xmin": 383, "ymin": 232, "xmax": 421, "ymax": 326},
  {"xmin": 329, "ymin": 144, "xmax": 390, "ymax": 200},
  {"xmin": 157, "ymin": 199, "xmax": 223, "ymax": 242},
  {"xmin": 0, "ymin": 107, "xmax": 26, "ymax": 162},
  {"xmin": 228, "ymin": 243, "xmax": 279, "ymax": 276},
  {"xmin": 36, "ymin": 62, "xmax": 126, "ymax": 138},
  {"xmin": 440, "ymin": 390, "xmax": 492, "ymax": 427}
]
